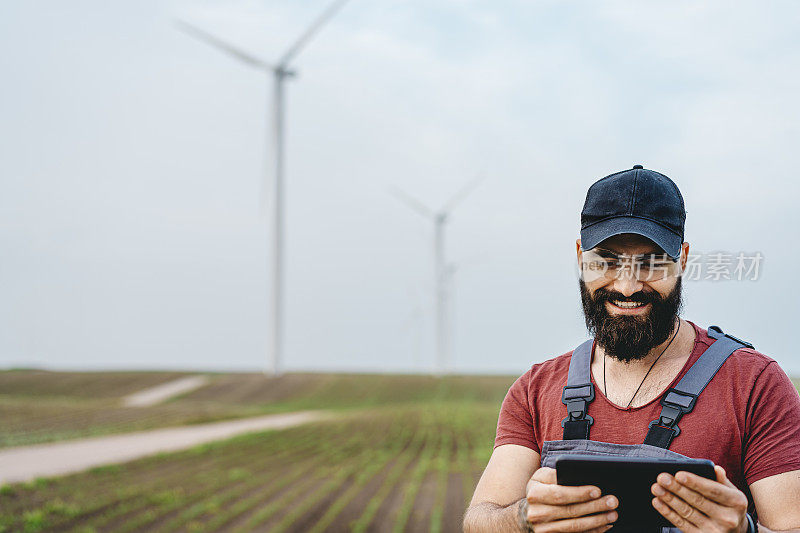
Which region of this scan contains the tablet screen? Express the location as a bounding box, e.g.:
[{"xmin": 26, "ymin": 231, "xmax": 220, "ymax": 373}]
[{"xmin": 555, "ymin": 455, "xmax": 715, "ymax": 531}]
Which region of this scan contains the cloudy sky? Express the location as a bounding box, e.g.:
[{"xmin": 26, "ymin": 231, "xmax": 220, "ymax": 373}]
[{"xmin": 1, "ymin": 0, "xmax": 799, "ymax": 375}]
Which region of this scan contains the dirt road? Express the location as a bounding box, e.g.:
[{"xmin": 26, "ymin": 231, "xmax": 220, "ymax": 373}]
[
  {"xmin": 0, "ymin": 411, "xmax": 328, "ymax": 484},
  {"xmin": 122, "ymin": 375, "xmax": 210, "ymax": 406}
]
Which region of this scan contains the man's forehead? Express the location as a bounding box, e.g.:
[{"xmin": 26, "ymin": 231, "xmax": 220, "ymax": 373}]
[{"xmin": 596, "ymin": 233, "xmax": 664, "ymax": 254}]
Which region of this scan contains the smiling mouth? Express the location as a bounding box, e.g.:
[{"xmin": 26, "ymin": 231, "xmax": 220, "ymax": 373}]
[
  {"xmin": 607, "ymin": 300, "xmax": 650, "ymax": 312},
  {"xmin": 612, "ymin": 300, "xmax": 645, "ymax": 308}
]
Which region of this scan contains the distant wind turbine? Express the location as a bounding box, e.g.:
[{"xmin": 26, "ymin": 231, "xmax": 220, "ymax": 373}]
[
  {"xmin": 175, "ymin": 0, "xmax": 351, "ymax": 376},
  {"xmin": 389, "ymin": 176, "xmax": 483, "ymax": 375},
  {"xmin": 399, "ymin": 284, "xmax": 426, "ymax": 371}
]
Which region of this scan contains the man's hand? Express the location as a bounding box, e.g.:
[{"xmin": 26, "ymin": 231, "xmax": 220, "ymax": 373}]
[
  {"xmin": 651, "ymin": 464, "xmax": 749, "ymax": 533},
  {"xmin": 521, "ymin": 466, "xmax": 618, "ymax": 532}
]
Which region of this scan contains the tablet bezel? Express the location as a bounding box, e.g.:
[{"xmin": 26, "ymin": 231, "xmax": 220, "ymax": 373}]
[{"xmin": 555, "ymin": 454, "xmax": 716, "ymax": 530}]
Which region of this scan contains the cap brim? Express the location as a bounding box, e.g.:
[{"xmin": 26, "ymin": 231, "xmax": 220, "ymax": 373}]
[{"xmin": 580, "ymin": 217, "xmax": 682, "ymax": 258}]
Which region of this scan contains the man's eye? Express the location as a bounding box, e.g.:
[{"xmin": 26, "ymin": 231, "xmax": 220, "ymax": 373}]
[
  {"xmin": 586, "ymin": 260, "xmax": 612, "ymax": 270},
  {"xmin": 598, "ymin": 260, "xmax": 619, "ymax": 269},
  {"xmin": 641, "ymin": 262, "xmax": 670, "ymax": 269}
]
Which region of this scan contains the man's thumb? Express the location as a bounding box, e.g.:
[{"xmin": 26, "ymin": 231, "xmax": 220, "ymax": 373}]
[{"xmin": 715, "ymin": 464, "xmax": 733, "ymax": 487}]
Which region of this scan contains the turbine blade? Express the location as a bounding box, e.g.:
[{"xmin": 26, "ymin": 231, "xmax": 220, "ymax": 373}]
[
  {"xmin": 277, "ymin": 0, "xmax": 351, "ymax": 66},
  {"xmin": 388, "ymin": 186, "xmax": 434, "ymax": 219},
  {"xmin": 174, "ymin": 19, "xmax": 273, "ymax": 70},
  {"xmin": 440, "ymin": 173, "xmax": 485, "ymax": 213}
]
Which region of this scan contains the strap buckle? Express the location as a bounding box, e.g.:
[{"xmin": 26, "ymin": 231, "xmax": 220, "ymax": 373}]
[
  {"xmin": 645, "ymin": 389, "xmax": 694, "ymax": 446},
  {"xmin": 561, "ymin": 383, "xmax": 595, "ymax": 426},
  {"xmin": 562, "ymin": 414, "xmax": 593, "ymax": 428},
  {"xmin": 655, "ymin": 388, "xmax": 698, "ymax": 429},
  {"xmin": 647, "ymin": 419, "xmax": 681, "ymax": 439}
]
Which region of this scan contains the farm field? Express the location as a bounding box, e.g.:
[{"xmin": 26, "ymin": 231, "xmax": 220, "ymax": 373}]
[
  {"xmin": 0, "ymin": 401, "xmax": 500, "ymax": 533},
  {"xmin": 0, "ymin": 371, "xmax": 262, "ymax": 448},
  {"xmin": 0, "ymin": 371, "xmax": 514, "ymax": 448},
  {"xmin": 4, "ymin": 370, "xmax": 796, "ymax": 450},
  {"xmin": 2, "ymin": 371, "xmax": 797, "ymax": 532}
]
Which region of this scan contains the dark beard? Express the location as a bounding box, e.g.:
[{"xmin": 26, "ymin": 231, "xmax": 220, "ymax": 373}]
[{"xmin": 579, "ymin": 278, "xmax": 683, "ymax": 363}]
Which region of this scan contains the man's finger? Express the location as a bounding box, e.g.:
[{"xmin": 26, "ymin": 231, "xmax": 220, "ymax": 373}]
[
  {"xmin": 653, "ymin": 475, "xmax": 726, "ymax": 518},
  {"xmin": 651, "ymin": 480, "xmax": 713, "ymax": 530},
  {"xmin": 528, "ymin": 467, "xmax": 602, "ymax": 505},
  {"xmin": 531, "ymin": 466, "xmax": 558, "ymax": 484},
  {"xmin": 528, "ymin": 480, "xmax": 602, "ymax": 506},
  {"xmin": 530, "ymin": 511, "xmax": 617, "ymax": 533},
  {"xmin": 528, "ymin": 495, "xmax": 618, "ymax": 522},
  {"xmin": 652, "ymin": 497, "xmax": 702, "ymax": 533},
  {"xmin": 672, "ymin": 469, "xmax": 748, "ymax": 509},
  {"xmin": 713, "ymin": 465, "xmax": 738, "ymax": 489}
]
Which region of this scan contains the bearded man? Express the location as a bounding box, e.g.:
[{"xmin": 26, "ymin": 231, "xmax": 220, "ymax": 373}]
[{"xmin": 463, "ymin": 166, "xmax": 800, "ymax": 533}]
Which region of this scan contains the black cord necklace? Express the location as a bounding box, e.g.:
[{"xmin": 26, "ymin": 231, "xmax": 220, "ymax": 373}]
[{"xmin": 603, "ymin": 319, "xmax": 681, "ymax": 409}]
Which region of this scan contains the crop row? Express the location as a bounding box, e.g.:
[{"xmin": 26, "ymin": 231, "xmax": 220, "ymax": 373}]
[{"xmin": 0, "ymin": 403, "xmax": 497, "ymax": 532}]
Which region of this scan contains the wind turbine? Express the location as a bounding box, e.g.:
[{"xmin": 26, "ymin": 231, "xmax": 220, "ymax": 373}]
[
  {"xmin": 175, "ymin": 0, "xmax": 351, "ymax": 376},
  {"xmin": 389, "ymin": 176, "xmax": 483, "ymax": 375},
  {"xmin": 399, "ymin": 284, "xmax": 426, "ymax": 371}
]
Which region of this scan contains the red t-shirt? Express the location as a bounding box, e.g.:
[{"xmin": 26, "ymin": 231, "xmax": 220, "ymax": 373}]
[{"xmin": 495, "ymin": 320, "xmax": 800, "ymax": 494}]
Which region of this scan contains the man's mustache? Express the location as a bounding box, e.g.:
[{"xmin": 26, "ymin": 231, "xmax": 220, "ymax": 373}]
[{"xmin": 592, "ymin": 289, "xmax": 659, "ymax": 306}]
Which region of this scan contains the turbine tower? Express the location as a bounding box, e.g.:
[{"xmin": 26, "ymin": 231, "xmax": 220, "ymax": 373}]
[
  {"xmin": 390, "ymin": 176, "xmax": 483, "ymax": 375},
  {"xmin": 176, "ymin": 0, "xmax": 351, "ymax": 376}
]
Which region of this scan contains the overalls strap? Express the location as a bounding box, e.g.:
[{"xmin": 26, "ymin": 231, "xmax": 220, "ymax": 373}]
[
  {"xmin": 561, "ymin": 326, "xmax": 753, "ymax": 446},
  {"xmin": 643, "ymin": 325, "xmax": 754, "ymax": 448},
  {"xmin": 561, "ymin": 339, "xmax": 595, "ymax": 440}
]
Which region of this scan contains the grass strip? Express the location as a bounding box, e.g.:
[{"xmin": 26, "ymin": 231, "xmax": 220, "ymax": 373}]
[
  {"xmin": 165, "ymin": 437, "xmax": 349, "ymax": 532},
  {"xmin": 429, "ymin": 428, "xmax": 453, "ymax": 533},
  {"xmin": 307, "ymin": 425, "xmax": 414, "ymax": 533},
  {"xmin": 3, "ymin": 420, "xmax": 328, "ymax": 532},
  {"xmin": 391, "ymin": 424, "xmax": 441, "ymax": 533},
  {"xmin": 235, "ymin": 433, "xmax": 384, "ymax": 532},
  {"xmin": 269, "ymin": 448, "xmax": 383, "ymax": 533},
  {"xmin": 199, "ymin": 420, "xmax": 386, "ymax": 532},
  {"xmin": 82, "ymin": 428, "xmax": 324, "ymax": 533},
  {"xmin": 110, "ymin": 422, "xmax": 351, "ymax": 533},
  {"xmin": 350, "ymin": 423, "xmax": 431, "ymax": 533}
]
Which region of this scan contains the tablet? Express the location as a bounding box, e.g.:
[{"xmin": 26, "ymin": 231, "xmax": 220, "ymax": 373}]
[{"xmin": 555, "ymin": 455, "xmax": 715, "ymax": 530}]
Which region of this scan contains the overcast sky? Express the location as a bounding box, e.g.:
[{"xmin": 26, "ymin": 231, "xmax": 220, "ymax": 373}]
[{"xmin": 1, "ymin": 0, "xmax": 799, "ymax": 375}]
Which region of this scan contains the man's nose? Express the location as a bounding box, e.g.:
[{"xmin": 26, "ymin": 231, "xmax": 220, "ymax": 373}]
[{"xmin": 612, "ymin": 271, "xmax": 643, "ymax": 297}]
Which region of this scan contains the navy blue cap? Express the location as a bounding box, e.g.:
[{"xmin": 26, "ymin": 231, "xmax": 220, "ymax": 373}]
[{"xmin": 580, "ymin": 165, "xmax": 686, "ymax": 258}]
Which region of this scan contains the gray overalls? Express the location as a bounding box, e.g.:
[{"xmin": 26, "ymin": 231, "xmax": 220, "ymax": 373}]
[{"xmin": 540, "ymin": 326, "xmax": 753, "ymax": 532}]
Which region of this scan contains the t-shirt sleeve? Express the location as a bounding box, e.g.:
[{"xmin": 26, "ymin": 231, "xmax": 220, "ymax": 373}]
[
  {"xmin": 743, "ymin": 361, "xmax": 800, "ymax": 485},
  {"xmin": 494, "ymin": 371, "xmax": 539, "ymax": 453}
]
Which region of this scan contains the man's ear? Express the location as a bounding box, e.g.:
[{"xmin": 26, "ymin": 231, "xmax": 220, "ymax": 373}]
[
  {"xmin": 679, "ymin": 242, "xmax": 690, "ymax": 271},
  {"xmin": 576, "ymin": 239, "xmax": 585, "ymax": 275}
]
